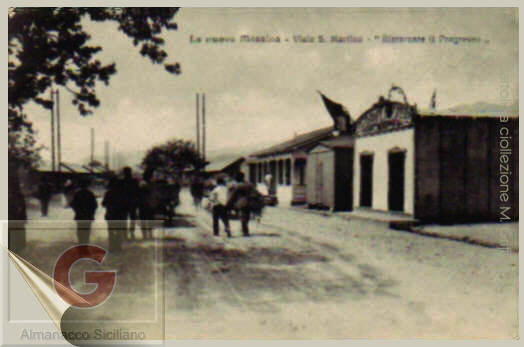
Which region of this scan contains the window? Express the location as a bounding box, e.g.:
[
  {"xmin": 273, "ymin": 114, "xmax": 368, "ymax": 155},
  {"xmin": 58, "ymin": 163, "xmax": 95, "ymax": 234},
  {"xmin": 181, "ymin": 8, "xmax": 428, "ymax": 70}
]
[
  {"xmin": 249, "ymin": 164, "xmax": 256, "ymax": 184},
  {"xmin": 285, "ymin": 159, "xmax": 292, "ymax": 185},
  {"xmin": 278, "ymin": 160, "xmax": 284, "ymax": 184},
  {"xmin": 258, "ymin": 163, "xmax": 263, "ymax": 183}
]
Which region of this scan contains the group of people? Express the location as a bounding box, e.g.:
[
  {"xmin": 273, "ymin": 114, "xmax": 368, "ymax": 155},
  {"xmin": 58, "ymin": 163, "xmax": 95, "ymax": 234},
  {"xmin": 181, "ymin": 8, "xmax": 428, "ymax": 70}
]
[
  {"xmin": 207, "ymin": 172, "xmax": 265, "ymax": 238},
  {"xmin": 34, "ymin": 167, "xmax": 263, "ymax": 251},
  {"xmin": 67, "ymin": 166, "xmax": 177, "ymax": 252}
]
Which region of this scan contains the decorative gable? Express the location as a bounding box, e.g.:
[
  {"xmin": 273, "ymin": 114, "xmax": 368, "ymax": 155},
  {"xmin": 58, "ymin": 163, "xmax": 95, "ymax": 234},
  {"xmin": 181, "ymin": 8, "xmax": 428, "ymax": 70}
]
[{"xmin": 355, "ymin": 98, "xmax": 417, "ymax": 137}]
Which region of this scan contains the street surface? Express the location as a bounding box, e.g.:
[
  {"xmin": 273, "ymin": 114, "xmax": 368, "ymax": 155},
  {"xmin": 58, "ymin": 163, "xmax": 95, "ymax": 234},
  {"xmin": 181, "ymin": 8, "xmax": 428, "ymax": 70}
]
[{"xmin": 16, "ymin": 189, "xmax": 518, "ymax": 339}]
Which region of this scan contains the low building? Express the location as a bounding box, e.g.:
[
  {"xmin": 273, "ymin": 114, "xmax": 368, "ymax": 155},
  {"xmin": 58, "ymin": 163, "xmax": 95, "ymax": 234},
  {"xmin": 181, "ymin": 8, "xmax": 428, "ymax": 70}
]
[
  {"xmin": 205, "ymin": 156, "xmax": 246, "ymax": 179},
  {"xmin": 352, "ymin": 96, "xmax": 519, "ymax": 223},
  {"xmin": 306, "ymin": 134, "xmax": 354, "ymax": 211},
  {"xmin": 246, "ymin": 126, "xmax": 334, "ymax": 205}
]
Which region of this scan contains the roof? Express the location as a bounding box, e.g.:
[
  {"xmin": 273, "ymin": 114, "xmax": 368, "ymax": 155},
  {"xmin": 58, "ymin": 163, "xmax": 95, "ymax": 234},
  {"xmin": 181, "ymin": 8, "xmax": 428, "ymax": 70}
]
[
  {"xmin": 205, "ymin": 156, "xmax": 245, "ymax": 173},
  {"xmin": 317, "ymin": 135, "xmax": 354, "ymax": 149},
  {"xmin": 250, "ymin": 126, "xmax": 335, "ymax": 157},
  {"xmin": 37, "ymin": 161, "xmax": 92, "ymax": 173},
  {"xmin": 61, "ymin": 162, "xmax": 91, "ymax": 173},
  {"xmin": 418, "ymin": 110, "xmax": 519, "ymax": 118},
  {"xmin": 418, "ymin": 101, "xmax": 518, "ymax": 118}
]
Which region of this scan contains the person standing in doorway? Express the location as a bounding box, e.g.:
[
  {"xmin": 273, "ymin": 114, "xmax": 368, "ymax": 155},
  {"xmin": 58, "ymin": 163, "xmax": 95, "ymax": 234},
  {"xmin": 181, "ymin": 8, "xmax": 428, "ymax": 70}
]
[
  {"xmin": 209, "ymin": 176, "xmax": 231, "ymax": 237},
  {"xmin": 122, "ymin": 167, "xmax": 140, "ymax": 241},
  {"xmin": 71, "ymin": 179, "xmax": 98, "ymax": 244},
  {"xmin": 37, "ymin": 180, "xmax": 52, "ymax": 217}
]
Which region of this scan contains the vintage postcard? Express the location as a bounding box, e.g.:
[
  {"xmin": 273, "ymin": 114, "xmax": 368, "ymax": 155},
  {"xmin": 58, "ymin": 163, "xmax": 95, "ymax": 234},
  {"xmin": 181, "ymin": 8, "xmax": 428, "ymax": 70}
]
[{"xmin": 5, "ymin": 7, "xmax": 519, "ymax": 344}]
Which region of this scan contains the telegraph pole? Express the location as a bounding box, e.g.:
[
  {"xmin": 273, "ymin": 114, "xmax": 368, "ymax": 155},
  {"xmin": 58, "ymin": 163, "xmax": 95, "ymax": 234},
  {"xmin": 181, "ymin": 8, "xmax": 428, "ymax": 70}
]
[
  {"xmin": 104, "ymin": 141, "xmax": 109, "ymax": 170},
  {"xmin": 90, "ymin": 128, "xmax": 95, "ymax": 164},
  {"xmin": 50, "ymin": 89, "xmax": 56, "ymax": 172},
  {"xmin": 196, "ymin": 93, "xmax": 200, "ymax": 156},
  {"xmin": 56, "ymin": 89, "xmax": 62, "ymax": 173},
  {"xmin": 202, "ymin": 93, "xmax": 206, "ymax": 162}
]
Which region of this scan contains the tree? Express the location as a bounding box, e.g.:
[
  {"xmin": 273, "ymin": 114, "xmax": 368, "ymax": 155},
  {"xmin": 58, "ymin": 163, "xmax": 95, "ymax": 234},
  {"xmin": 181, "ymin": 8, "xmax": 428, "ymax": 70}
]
[
  {"xmin": 141, "ymin": 140, "xmax": 204, "ymax": 181},
  {"xmin": 8, "ymin": 7, "xmax": 181, "ymax": 251},
  {"xmin": 8, "ymin": 7, "xmax": 181, "ymax": 166}
]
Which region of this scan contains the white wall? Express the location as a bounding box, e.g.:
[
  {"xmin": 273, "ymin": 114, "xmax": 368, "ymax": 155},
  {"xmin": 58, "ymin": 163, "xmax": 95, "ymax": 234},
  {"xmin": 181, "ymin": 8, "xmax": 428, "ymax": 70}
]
[{"xmin": 353, "ymin": 128, "xmax": 415, "ymax": 215}]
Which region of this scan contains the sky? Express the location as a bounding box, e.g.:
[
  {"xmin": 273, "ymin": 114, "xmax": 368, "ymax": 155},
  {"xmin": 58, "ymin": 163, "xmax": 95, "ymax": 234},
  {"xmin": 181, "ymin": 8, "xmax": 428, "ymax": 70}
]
[{"xmin": 21, "ymin": 7, "xmax": 518, "ymax": 169}]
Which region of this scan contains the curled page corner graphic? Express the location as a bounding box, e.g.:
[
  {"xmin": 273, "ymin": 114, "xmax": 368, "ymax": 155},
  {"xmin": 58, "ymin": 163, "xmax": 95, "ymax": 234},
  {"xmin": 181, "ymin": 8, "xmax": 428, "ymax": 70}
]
[
  {"xmin": 4, "ymin": 244, "xmax": 165, "ymax": 346},
  {"xmin": 4, "ymin": 247, "xmax": 90, "ymax": 346}
]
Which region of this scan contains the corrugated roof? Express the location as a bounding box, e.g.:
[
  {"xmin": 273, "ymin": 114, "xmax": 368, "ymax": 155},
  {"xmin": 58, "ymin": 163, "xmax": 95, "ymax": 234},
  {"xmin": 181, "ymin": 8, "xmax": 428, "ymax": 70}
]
[{"xmin": 250, "ymin": 126, "xmax": 334, "ymax": 157}]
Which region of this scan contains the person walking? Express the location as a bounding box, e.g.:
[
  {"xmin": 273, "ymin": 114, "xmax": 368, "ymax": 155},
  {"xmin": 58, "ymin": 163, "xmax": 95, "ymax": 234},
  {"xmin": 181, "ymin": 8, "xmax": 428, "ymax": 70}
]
[
  {"xmin": 102, "ymin": 177, "xmax": 127, "ymax": 253},
  {"xmin": 37, "ymin": 180, "xmax": 52, "ymax": 217},
  {"xmin": 121, "ymin": 167, "xmax": 140, "ymax": 241},
  {"xmin": 209, "ymin": 177, "xmax": 231, "ymax": 237},
  {"xmin": 63, "ymin": 179, "xmax": 76, "ymax": 208},
  {"xmin": 227, "ymin": 172, "xmax": 257, "ymax": 237},
  {"xmin": 138, "ymin": 169, "xmax": 157, "ymax": 240},
  {"xmin": 71, "ymin": 179, "xmax": 98, "ymax": 244},
  {"xmin": 190, "ymin": 174, "xmax": 205, "ymax": 209},
  {"xmin": 8, "ymin": 162, "xmax": 27, "ymax": 253}
]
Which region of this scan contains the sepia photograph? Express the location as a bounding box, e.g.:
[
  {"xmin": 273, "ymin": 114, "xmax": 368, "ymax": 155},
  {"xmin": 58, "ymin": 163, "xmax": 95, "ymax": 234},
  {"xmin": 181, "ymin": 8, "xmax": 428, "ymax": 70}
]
[{"xmin": 6, "ymin": 6, "xmax": 519, "ymax": 344}]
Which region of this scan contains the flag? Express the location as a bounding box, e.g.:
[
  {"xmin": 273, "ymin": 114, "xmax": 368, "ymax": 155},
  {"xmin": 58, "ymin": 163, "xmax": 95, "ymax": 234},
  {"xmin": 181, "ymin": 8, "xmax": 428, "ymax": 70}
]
[
  {"xmin": 317, "ymin": 91, "xmax": 351, "ymax": 133},
  {"xmin": 430, "ymin": 89, "xmax": 437, "ymax": 109}
]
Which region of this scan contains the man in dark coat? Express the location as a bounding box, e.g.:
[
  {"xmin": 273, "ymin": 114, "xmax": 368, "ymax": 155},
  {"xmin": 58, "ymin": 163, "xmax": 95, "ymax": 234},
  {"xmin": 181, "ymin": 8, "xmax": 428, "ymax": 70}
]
[
  {"xmin": 71, "ymin": 179, "xmax": 98, "ymax": 244},
  {"xmin": 138, "ymin": 169, "xmax": 157, "ymax": 240},
  {"xmin": 102, "ymin": 177, "xmax": 127, "ymax": 252},
  {"xmin": 37, "ymin": 180, "xmax": 52, "ymax": 217},
  {"xmin": 227, "ymin": 172, "xmax": 257, "ymax": 237},
  {"xmin": 190, "ymin": 174, "xmax": 205, "ymax": 209},
  {"xmin": 8, "ymin": 162, "xmax": 27, "ymax": 252},
  {"xmin": 121, "ymin": 167, "xmax": 140, "ymax": 240}
]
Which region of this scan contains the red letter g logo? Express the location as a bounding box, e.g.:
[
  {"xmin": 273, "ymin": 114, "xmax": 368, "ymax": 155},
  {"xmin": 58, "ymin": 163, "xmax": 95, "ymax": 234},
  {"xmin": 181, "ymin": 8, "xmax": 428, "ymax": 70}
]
[{"xmin": 53, "ymin": 245, "xmax": 116, "ymax": 308}]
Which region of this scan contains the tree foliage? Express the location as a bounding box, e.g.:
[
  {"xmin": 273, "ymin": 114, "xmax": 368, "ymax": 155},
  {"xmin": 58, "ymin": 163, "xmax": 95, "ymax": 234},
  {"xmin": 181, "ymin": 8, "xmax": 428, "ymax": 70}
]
[
  {"xmin": 141, "ymin": 140, "xmax": 204, "ymax": 180},
  {"xmin": 8, "ymin": 7, "xmax": 181, "ymax": 166}
]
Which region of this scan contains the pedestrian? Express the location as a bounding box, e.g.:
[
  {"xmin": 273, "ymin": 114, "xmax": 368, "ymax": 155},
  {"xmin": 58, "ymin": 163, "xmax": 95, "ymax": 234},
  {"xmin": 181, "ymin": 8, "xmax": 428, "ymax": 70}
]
[
  {"xmin": 102, "ymin": 177, "xmax": 127, "ymax": 253},
  {"xmin": 264, "ymin": 172, "xmax": 277, "ymax": 196},
  {"xmin": 121, "ymin": 167, "xmax": 140, "ymax": 241},
  {"xmin": 190, "ymin": 174, "xmax": 205, "ymax": 209},
  {"xmin": 70, "ymin": 179, "xmax": 98, "ymax": 244},
  {"xmin": 63, "ymin": 179, "xmax": 76, "ymax": 208},
  {"xmin": 209, "ymin": 176, "xmax": 231, "ymax": 237},
  {"xmin": 227, "ymin": 172, "xmax": 258, "ymax": 237},
  {"xmin": 138, "ymin": 169, "xmax": 156, "ymax": 240},
  {"xmin": 8, "ymin": 162, "xmax": 27, "ymax": 253},
  {"xmin": 37, "ymin": 180, "xmax": 52, "ymax": 217}
]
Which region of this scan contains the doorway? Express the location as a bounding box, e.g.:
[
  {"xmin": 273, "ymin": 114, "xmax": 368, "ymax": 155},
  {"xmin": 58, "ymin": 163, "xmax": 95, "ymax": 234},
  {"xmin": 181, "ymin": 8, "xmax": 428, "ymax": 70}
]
[
  {"xmin": 388, "ymin": 150, "xmax": 406, "ymax": 212},
  {"xmin": 315, "ymin": 160, "xmax": 323, "ymax": 204},
  {"xmin": 360, "ymin": 154, "xmax": 373, "ymax": 208}
]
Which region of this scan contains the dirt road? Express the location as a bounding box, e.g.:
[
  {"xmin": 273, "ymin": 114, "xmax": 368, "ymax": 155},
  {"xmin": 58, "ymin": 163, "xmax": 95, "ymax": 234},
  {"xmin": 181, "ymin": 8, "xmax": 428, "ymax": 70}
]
[{"xmin": 17, "ymin": 190, "xmax": 518, "ymax": 339}]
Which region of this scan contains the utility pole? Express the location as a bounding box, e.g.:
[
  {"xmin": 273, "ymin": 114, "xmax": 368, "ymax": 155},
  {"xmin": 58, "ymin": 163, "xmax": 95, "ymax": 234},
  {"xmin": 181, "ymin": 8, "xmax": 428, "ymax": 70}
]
[
  {"xmin": 104, "ymin": 141, "xmax": 109, "ymax": 170},
  {"xmin": 56, "ymin": 89, "xmax": 62, "ymax": 173},
  {"xmin": 202, "ymin": 93, "xmax": 206, "ymax": 162},
  {"xmin": 50, "ymin": 89, "xmax": 56, "ymax": 172},
  {"xmin": 90, "ymin": 128, "xmax": 95, "ymax": 164},
  {"xmin": 196, "ymin": 93, "xmax": 200, "ymax": 156}
]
